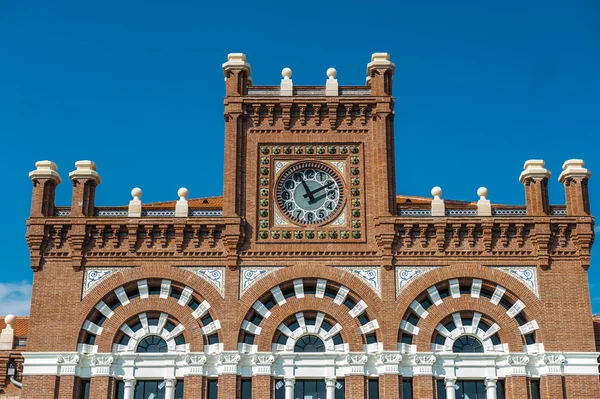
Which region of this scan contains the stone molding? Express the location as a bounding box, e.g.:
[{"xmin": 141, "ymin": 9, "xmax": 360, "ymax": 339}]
[{"xmin": 21, "ymin": 351, "xmax": 600, "ymax": 379}]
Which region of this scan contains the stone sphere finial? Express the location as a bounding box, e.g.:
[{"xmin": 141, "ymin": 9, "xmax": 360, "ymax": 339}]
[
  {"xmin": 178, "ymin": 187, "xmax": 189, "ymax": 200},
  {"xmin": 131, "ymin": 188, "xmax": 143, "ymax": 200},
  {"xmin": 282, "ymin": 68, "xmax": 292, "ymax": 79},
  {"xmin": 4, "ymin": 315, "xmax": 15, "ymax": 329},
  {"xmin": 327, "ymin": 68, "xmax": 337, "ymax": 79},
  {"xmin": 431, "ymin": 186, "xmax": 442, "ymax": 199},
  {"xmin": 477, "ymin": 187, "xmax": 488, "ymax": 199}
]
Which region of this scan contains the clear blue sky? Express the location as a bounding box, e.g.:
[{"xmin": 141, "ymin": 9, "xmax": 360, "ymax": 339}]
[{"xmin": 1, "ymin": 0, "xmax": 599, "ymax": 315}]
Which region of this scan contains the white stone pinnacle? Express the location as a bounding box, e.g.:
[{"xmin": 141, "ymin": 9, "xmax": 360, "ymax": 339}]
[
  {"xmin": 326, "ymin": 67, "xmax": 339, "ymax": 97},
  {"xmin": 129, "ymin": 188, "xmax": 143, "ymax": 217},
  {"xmin": 477, "ymin": 187, "xmax": 491, "ymax": 216},
  {"xmin": 176, "ymin": 187, "xmax": 189, "ymax": 217},
  {"xmin": 431, "ymin": 186, "xmax": 445, "ymax": 216},
  {"xmin": 131, "ymin": 188, "xmax": 143, "ymax": 200},
  {"xmin": 280, "ymin": 67, "xmax": 293, "ymax": 96},
  {"xmin": 4, "ymin": 315, "xmax": 15, "ymax": 329}
]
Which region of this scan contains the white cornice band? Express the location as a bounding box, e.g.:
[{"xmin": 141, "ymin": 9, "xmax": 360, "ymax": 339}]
[{"xmin": 22, "ymin": 351, "xmax": 600, "ymax": 380}]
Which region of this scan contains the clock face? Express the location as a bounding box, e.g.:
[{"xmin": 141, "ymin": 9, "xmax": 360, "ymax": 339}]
[{"xmin": 276, "ymin": 162, "xmax": 344, "ymax": 225}]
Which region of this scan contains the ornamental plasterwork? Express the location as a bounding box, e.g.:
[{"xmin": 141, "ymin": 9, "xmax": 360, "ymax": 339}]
[
  {"xmin": 91, "ymin": 355, "xmax": 114, "ymax": 366},
  {"xmin": 346, "ymin": 354, "xmax": 368, "ymax": 364},
  {"xmin": 340, "ymin": 267, "xmax": 381, "ymax": 297},
  {"xmin": 327, "ymin": 160, "xmax": 345, "ymax": 174},
  {"xmin": 57, "ymin": 354, "xmax": 80, "ymax": 365},
  {"xmin": 83, "ymin": 268, "xmax": 129, "ymax": 298},
  {"xmin": 240, "ymin": 267, "xmax": 283, "ymax": 297},
  {"xmin": 396, "ymin": 267, "xmax": 440, "ymax": 297},
  {"xmin": 219, "ymin": 353, "xmax": 241, "ymax": 364},
  {"xmin": 275, "ymin": 161, "xmax": 291, "ymax": 175},
  {"xmin": 543, "ymin": 354, "xmax": 566, "ymax": 365},
  {"xmin": 252, "ymin": 354, "xmax": 275, "ymax": 365},
  {"xmin": 378, "ymin": 353, "xmax": 402, "ymax": 364},
  {"xmin": 185, "ymin": 355, "xmax": 208, "ymax": 365},
  {"xmin": 274, "ymin": 210, "xmax": 291, "ymax": 226},
  {"xmin": 414, "ymin": 355, "xmax": 436, "ymax": 365},
  {"xmin": 494, "ymin": 266, "xmax": 539, "ymax": 297},
  {"xmin": 507, "ymin": 355, "xmax": 529, "ymax": 365},
  {"xmin": 330, "ymin": 211, "xmax": 346, "ymax": 227},
  {"xmin": 183, "ymin": 267, "xmax": 225, "ymax": 298}
]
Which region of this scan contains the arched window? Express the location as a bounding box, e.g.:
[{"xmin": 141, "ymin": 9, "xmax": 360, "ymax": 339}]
[
  {"xmin": 136, "ymin": 335, "xmax": 168, "ymax": 353},
  {"xmin": 453, "ymin": 336, "xmax": 484, "ymax": 353},
  {"xmin": 294, "ymin": 335, "xmax": 325, "ymax": 353}
]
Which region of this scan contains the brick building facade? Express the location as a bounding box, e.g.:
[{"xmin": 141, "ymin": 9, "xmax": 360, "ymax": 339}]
[{"xmin": 21, "ymin": 53, "xmax": 599, "ymax": 398}]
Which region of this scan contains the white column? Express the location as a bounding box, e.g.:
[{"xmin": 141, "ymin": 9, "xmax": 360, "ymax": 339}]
[
  {"xmin": 123, "ymin": 378, "xmax": 136, "ymax": 399},
  {"xmin": 485, "ymin": 378, "xmax": 497, "ymax": 399},
  {"xmin": 284, "ymin": 377, "xmax": 295, "ymax": 399},
  {"xmin": 164, "ymin": 378, "xmax": 176, "ymax": 399},
  {"xmin": 325, "ymin": 378, "xmax": 336, "ymax": 399},
  {"xmin": 445, "ymin": 378, "xmax": 456, "ymax": 399}
]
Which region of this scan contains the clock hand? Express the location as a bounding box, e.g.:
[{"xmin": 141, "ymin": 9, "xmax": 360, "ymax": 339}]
[
  {"xmin": 303, "ymin": 181, "xmax": 334, "ymax": 198},
  {"xmin": 299, "ymin": 176, "xmax": 315, "ymax": 202}
]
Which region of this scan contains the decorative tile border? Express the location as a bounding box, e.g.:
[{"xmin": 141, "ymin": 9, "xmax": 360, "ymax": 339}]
[
  {"xmin": 494, "ymin": 266, "xmax": 539, "ymax": 297},
  {"xmin": 395, "ymin": 266, "xmax": 440, "ymax": 297},
  {"xmin": 183, "ymin": 267, "xmax": 226, "ymax": 298},
  {"xmin": 83, "ymin": 268, "xmax": 129, "ymax": 297},
  {"xmin": 240, "ymin": 267, "xmax": 283, "ymax": 297},
  {"xmin": 340, "ymin": 267, "xmax": 381, "ymax": 297}
]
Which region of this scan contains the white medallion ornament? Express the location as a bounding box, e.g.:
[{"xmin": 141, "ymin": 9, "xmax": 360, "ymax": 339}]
[
  {"xmin": 240, "ymin": 267, "xmax": 283, "ymax": 297},
  {"xmin": 396, "ymin": 267, "xmax": 440, "ymax": 297},
  {"xmin": 183, "ymin": 267, "xmax": 225, "ymax": 298}
]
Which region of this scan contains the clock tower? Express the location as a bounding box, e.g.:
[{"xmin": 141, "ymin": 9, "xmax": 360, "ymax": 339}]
[{"xmin": 221, "ymin": 53, "xmax": 397, "ymax": 257}]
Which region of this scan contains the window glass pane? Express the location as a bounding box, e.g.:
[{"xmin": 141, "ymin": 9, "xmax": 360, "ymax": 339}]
[
  {"xmin": 294, "ymin": 335, "xmax": 325, "ymax": 352},
  {"xmin": 530, "ymin": 379, "xmax": 540, "ymax": 399},
  {"xmin": 81, "ymin": 380, "xmax": 90, "ymax": 399},
  {"xmin": 402, "ymin": 379, "xmax": 413, "ymax": 399},
  {"xmin": 175, "ymin": 380, "xmax": 184, "ymax": 399},
  {"xmin": 496, "ymin": 380, "xmax": 505, "ymax": 399},
  {"xmin": 436, "ymin": 380, "xmax": 446, "ymax": 399},
  {"xmin": 335, "ymin": 379, "xmax": 345, "ymax": 399},
  {"xmin": 366, "ymin": 333, "xmax": 377, "ymax": 344},
  {"xmin": 368, "ymin": 379, "xmax": 379, "ymax": 399},
  {"xmin": 275, "ymin": 379, "xmax": 285, "ymax": 399},
  {"xmin": 208, "ymin": 334, "xmax": 219, "ymax": 345},
  {"xmin": 241, "ymin": 379, "xmax": 252, "ymax": 399},
  {"xmin": 294, "ymin": 380, "xmax": 304, "ymax": 399},
  {"xmin": 208, "ymin": 379, "xmax": 218, "ymax": 399},
  {"xmin": 116, "ymin": 380, "xmax": 124, "ymax": 399}
]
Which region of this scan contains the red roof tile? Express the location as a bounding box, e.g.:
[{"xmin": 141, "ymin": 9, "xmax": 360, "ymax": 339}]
[{"xmin": 0, "ymin": 317, "xmax": 28, "ymax": 337}]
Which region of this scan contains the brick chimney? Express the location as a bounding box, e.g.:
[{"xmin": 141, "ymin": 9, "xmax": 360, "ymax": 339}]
[
  {"xmin": 69, "ymin": 160, "xmax": 101, "ymax": 217},
  {"xmin": 366, "ymin": 53, "xmax": 395, "ymax": 96},
  {"xmin": 222, "ymin": 53, "xmax": 251, "ymax": 96},
  {"xmin": 519, "ymin": 160, "xmax": 551, "ymax": 216},
  {"xmin": 559, "ymin": 159, "xmax": 591, "ymax": 216},
  {"xmin": 28, "ymin": 161, "xmax": 61, "ymax": 217}
]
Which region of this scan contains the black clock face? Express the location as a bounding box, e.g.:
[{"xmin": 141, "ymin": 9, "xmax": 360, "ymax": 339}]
[{"xmin": 276, "ymin": 162, "xmax": 345, "ymax": 225}]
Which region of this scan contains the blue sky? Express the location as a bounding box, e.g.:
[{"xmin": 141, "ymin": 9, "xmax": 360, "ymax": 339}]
[{"xmin": 0, "ymin": 0, "xmax": 599, "ymax": 315}]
